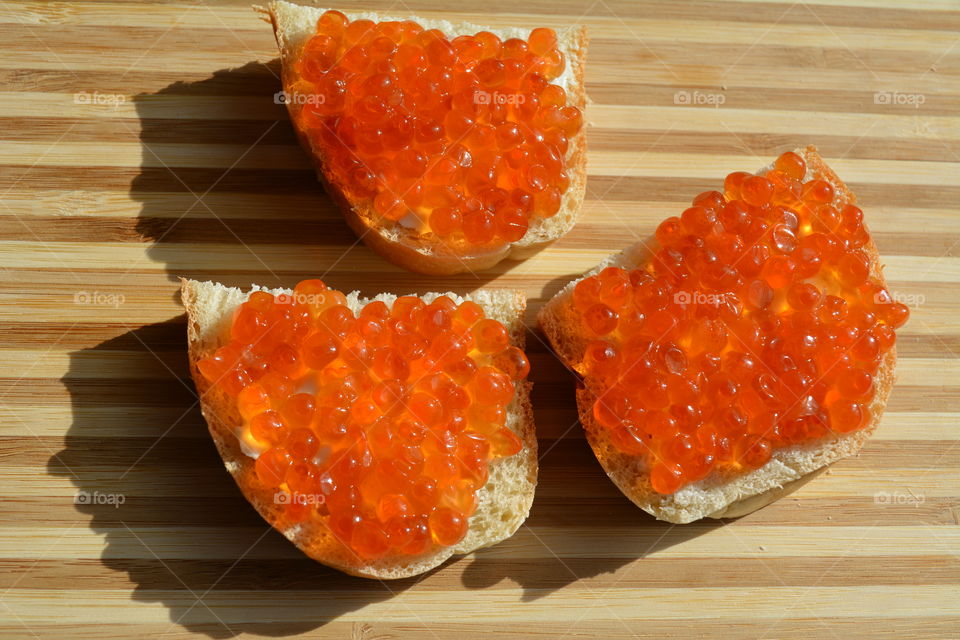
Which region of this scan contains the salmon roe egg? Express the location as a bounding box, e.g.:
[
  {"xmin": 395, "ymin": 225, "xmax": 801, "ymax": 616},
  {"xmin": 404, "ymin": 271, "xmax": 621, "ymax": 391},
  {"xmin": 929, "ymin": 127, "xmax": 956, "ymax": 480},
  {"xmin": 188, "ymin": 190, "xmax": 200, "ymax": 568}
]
[
  {"xmin": 567, "ymin": 151, "xmax": 908, "ymax": 495},
  {"xmin": 290, "ymin": 14, "xmax": 582, "ymax": 252},
  {"xmin": 197, "ymin": 280, "xmax": 530, "ymax": 558}
]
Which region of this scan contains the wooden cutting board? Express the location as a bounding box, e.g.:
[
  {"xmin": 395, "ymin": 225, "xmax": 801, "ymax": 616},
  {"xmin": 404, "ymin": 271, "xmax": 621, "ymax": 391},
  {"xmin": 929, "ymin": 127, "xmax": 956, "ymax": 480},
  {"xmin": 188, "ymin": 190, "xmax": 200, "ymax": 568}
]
[{"xmin": 2, "ymin": 0, "xmax": 958, "ymax": 638}]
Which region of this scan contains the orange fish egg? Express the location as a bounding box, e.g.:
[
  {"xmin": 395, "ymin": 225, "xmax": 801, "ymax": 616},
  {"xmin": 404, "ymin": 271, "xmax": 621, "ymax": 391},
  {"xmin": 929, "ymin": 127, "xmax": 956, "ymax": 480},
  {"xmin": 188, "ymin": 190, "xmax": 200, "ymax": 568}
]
[
  {"xmin": 568, "ymin": 151, "xmax": 907, "ymax": 495},
  {"xmin": 197, "ymin": 280, "xmax": 531, "ymax": 558},
  {"xmin": 291, "ymin": 12, "xmax": 582, "ymax": 252}
]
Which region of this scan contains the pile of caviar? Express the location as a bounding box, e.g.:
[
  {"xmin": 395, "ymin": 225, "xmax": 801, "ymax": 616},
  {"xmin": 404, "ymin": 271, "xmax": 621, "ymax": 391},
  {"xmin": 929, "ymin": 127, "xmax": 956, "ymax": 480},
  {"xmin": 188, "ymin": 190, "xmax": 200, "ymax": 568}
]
[
  {"xmin": 571, "ymin": 152, "xmax": 909, "ymax": 495},
  {"xmin": 290, "ymin": 11, "xmax": 582, "ymax": 249},
  {"xmin": 198, "ymin": 279, "xmax": 529, "ymax": 559}
]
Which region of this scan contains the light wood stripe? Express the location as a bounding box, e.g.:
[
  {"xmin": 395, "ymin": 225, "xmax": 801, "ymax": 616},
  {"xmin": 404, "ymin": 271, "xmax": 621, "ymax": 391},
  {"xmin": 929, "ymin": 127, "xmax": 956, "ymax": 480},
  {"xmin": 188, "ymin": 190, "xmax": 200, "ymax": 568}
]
[
  {"xmin": 3, "ymin": 194, "xmax": 960, "ymax": 250},
  {"xmin": 3, "ymin": 45, "xmax": 959, "ymax": 104},
  {"xmin": 4, "ymin": 348, "xmax": 958, "ymax": 385},
  {"xmin": 2, "ymin": 555, "xmax": 958, "ymax": 590},
  {"xmin": 2, "ymin": 320, "xmax": 953, "ymax": 357},
  {"xmin": 0, "ymin": 620, "xmax": 957, "ymax": 640},
  {"xmin": 0, "ymin": 289, "xmax": 952, "ymax": 334},
  {"xmin": 0, "ymin": 621, "xmax": 956, "ymax": 640},
  {"xmin": 3, "ymin": 496, "xmax": 957, "ymax": 529},
  {"xmin": 14, "ymin": 22, "xmax": 959, "ymax": 68},
  {"xmin": 3, "ymin": 93, "xmax": 958, "ymax": 139},
  {"xmin": 0, "ymin": 216, "xmax": 957, "ymax": 260},
  {"xmin": 2, "ymin": 526, "xmax": 958, "ymax": 560},
  {"xmin": 2, "ymin": 585, "xmax": 958, "ymax": 623},
  {"xmin": 4, "ymin": 165, "xmax": 959, "ymax": 210},
  {"xmin": 1, "ymin": 241, "xmax": 958, "ymax": 279},
  {"xmin": 4, "ymin": 194, "xmax": 960, "ymax": 233},
  {"xmin": 5, "ymin": 143, "xmax": 959, "ymax": 187},
  {"xmin": 4, "ymin": 0, "xmax": 960, "ymax": 40},
  {"xmin": 15, "ymin": 434, "xmax": 960, "ymax": 471},
  {"xmin": 6, "ymin": 117, "xmax": 960, "ymax": 164},
  {"xmin": 3, "ymin": 404, "xmax": 958, "ymax": 440},
  {"xmin": 14, "ymin": 467, "xmax": 959, "ymax": 501}
]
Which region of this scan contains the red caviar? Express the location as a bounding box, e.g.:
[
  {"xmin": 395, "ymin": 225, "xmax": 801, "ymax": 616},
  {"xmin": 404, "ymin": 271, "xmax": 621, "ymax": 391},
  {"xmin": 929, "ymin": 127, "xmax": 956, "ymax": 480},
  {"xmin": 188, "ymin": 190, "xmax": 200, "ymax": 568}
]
[
  {"xmin": 288, "ymin": 11, "xmax": 582, "ymax": 250},
  {"xmin": 571, "ymin": 152, "xmax": 908, "ymax": 494},
  {"xmin": 198, "ymin": 279, "xmax": 529, "ymax": 558}
]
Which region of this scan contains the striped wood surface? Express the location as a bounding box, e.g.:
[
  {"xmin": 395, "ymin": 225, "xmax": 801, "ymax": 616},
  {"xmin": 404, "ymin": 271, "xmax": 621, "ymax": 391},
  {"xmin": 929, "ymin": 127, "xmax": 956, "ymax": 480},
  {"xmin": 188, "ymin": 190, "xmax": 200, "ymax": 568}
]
[{"xmin": 1, "ymin": 0, "xmax": 959, "ymax": 638}]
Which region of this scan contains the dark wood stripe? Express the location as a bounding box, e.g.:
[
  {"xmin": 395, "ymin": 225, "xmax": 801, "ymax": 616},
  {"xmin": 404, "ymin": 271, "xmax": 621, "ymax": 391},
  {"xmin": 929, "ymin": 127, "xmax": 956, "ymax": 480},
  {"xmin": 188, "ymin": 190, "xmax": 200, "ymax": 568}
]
[
  {"xmin": 556, "ymin": 229, "xmax": 960, "ymax": 258},
  {"xmin": 25, "ymin": 435, "xmax": 960, "ymax": 471},
  {"xmin": 4, "ymin": 116, "xmax": 959, "ymax": 165},
  {"xmin": 589, "ymin": 129, "xmax": 960, "ymax": 162},
  {"xmin": 4, "ymin": 375, "xmax": 960, "ymax": 411},
  {"xmin": 0, "ymin": 67, "xmax": 280, "ymax": 96},
  {"xmin": 587, "ymin": 84, "xmax": 960, "ymax": 115},
  {"xmin": 0, "ymin": 273, "xmax": 953, "ymax": 304},
  {"xmin": 0, "ymin": 165, "xmax": 321, "ymax": 194},
  {"xmin": 48, "ymin": 0, "xmax": 960, "ymax": 31},
  {"xmin": 0, "ymin": 117, "xmax": 299, "ymax": 145},
  {"xmin": 8, "ymin": 24, "xmax": 960, "ymax": 78},
  {"xmin": 3, "ymin": 495, "xmax": 956, "ymax": 528},
  {"xmin": 0, "ymin": 216, "xmax": 955, "ymax": 258},
  {"xmin": 2, "ymin": 555, "xmax": 957, "ymax": 591},
  {"xmin": 0, "ymin": 322, "xmax": 955, "ymax": 361},
  {"xmin": 4, "ymin": 165, "xmax": 959, "ymax": 210},
  {"xmin": 2, "ymin": 24, "xmax": 276, "ymax": 55},
  {"xmin": 1, "ymin": 379, "xmax": 198, "ymax": 406},
  {"xmin": 0, "ymin": 320, "xmax": 187, "ymax": 350},
  {"xmin": 588, "ymin": 176, "xmax": 960, "ymax": 208},
  {"xmin": 0, "ymin": 216, "xmax": 351, "ymax": 244}
]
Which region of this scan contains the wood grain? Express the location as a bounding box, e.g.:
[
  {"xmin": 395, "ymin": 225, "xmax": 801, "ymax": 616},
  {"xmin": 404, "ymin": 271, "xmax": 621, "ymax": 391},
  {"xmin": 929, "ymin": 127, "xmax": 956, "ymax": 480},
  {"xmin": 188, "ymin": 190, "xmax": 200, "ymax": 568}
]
[{"xmin": 0, "ymin": 0, "xmax": 957, "ymax": 638}]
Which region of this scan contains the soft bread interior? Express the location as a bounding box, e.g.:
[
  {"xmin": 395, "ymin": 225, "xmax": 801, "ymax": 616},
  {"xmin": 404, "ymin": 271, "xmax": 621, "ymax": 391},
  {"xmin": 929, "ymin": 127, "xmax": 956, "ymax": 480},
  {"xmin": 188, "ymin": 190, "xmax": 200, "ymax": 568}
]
[
  {"xmin": 181, "ymin": 278, "xmax": 537, "ymax": 577},
  {"xmin": 259, "ymin": 1, "xmax": 588, "ymax": 274},
  {"xmin": 538, "ymin": 146, "xmax": 898, "ymax": 524}
]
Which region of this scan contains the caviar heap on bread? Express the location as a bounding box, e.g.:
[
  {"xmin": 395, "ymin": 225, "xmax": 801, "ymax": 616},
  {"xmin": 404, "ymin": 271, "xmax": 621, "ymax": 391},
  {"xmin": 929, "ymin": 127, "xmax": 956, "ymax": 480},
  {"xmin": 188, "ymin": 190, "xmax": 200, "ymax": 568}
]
[
  {"xmin": 263, "ymin": 1, "xmax": 588, "ymax": 274},
  {"xmin": 539, "ymin": 146, "xmax": 908, "ymax": 523},
  {"xmin": 182, "ymin": 278, "xmax": 534, "ymax": 578}
]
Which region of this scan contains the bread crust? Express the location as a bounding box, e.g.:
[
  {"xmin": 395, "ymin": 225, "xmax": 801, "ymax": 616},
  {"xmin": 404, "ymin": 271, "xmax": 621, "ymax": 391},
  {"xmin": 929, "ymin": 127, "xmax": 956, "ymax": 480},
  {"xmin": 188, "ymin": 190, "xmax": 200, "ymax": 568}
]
[
  {"xmin": 538, "ymin": 146, "xmax": 898, "ymax": 523},
  {"xmin": 181, "ymin": 278, "xmax": 537, "ymax": 577},
  {"xmin": 257, "ymin": 1, "xmax": 588, "ymax": 275}
]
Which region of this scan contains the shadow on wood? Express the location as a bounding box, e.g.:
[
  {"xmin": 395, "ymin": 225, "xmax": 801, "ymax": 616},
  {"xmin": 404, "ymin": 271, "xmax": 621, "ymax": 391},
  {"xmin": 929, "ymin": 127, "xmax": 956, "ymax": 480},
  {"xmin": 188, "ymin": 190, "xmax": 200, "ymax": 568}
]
[
  {"xmin": 130, "ymin": 60, "xmax": 519, "ymax": 298},
  {"xmin": 48, "ymin": 320, "xmax": 424, "ymax": 638},
  {"xmin": 460, "ymin": 334, "xmax": 721, "ymax": 600},
  {"xmin": 46, "ymin": 63, "xmax": 437, "ymax": 637}
]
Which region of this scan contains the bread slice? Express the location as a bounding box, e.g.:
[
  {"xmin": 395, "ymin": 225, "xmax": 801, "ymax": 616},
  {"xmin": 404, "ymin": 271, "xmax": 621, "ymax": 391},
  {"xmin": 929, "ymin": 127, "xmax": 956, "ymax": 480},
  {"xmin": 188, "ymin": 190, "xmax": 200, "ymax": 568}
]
[
  {"xmin": 257, "ymin": 1, "xmax": 588, "ymax": 274},
  {"xmin": 538, "ymin": 145, "xmax": 898, "ymax": 524},
  {"xmin": 181, "ymin": 278, "xmax": 537, "ymax": 578}
]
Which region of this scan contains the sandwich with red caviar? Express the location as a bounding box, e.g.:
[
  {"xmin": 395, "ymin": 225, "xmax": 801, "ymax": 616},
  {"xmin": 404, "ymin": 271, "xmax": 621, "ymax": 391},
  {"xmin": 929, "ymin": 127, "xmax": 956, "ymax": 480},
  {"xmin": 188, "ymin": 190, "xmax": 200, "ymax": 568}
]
[
  {"xmin": 182, "ymin": 278, "xmax": 534, "ymax": 577},
  {"xmin": 539, "ymin": 146, "xmax": 909, "ymax": 523},
  {"xmin": 258, "ymin": 2, "xmax": 587, "ymax": 274}
]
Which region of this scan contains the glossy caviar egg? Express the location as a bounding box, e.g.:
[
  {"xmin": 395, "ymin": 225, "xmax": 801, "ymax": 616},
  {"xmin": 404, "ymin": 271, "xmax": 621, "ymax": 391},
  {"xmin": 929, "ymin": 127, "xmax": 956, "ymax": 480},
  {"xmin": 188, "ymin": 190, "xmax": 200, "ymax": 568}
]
[
  {"xmin": 570, "ymin": 152, "xmax": 907, "ymax": 495},
  {"xmin": 197, "ymin": 280, "xmax": 530, "ymax": 558},
  {"xmin": 290, "ymin": 13, "xmax": 581, "ymax": 251}
]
